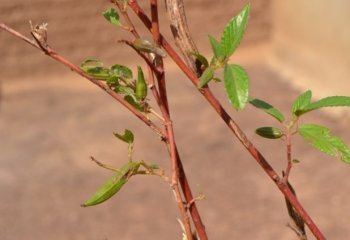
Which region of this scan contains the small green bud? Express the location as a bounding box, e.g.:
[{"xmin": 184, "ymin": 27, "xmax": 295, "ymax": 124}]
[{"xmin": 255, "ymin": 127, "xmax": 283, "ymax": 139}]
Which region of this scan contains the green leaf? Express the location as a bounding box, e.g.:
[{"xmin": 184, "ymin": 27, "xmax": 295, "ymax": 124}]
[
  {"xmin": 115, "ymin": 85, "xmax": 135, "ymax": 97},
  {"xmin": 81, "ymin": 161, "xmax": 141, "ymax": 207},
  {"xmin": 124, "ymin": 95, "xmax": 143, "ymax": 112},
  {"xmin": 81, "ymin": 58, "xmax": 103, "ymax": 68},
  {"xmin": 135, "ymin": 66, "xmax": 148, "ymax": 101},
  {"xmin": 255, "ymin": 126, "xmax": 283, "ymax": 139},
  {"xmin": 189, "ymin": 52, "xmax": 209, "ymax": 69},
  {"xmin": 249, "ymin": 97, "xmax": 285, "ymax": 123},
  {"xmin": 102, "ymin": 8, "xmax": 121, "ymax": 26},
  {"xmin": 292, "ymin": 90, "xmax": 312, "ymax": 115},
  {"xmin": 106, "ymin": 76, "xmax": 119, "ymax": 88},
  {"xmin": 198, "ymin": 66, "xmax": 215, "ymax": 88},
  {"xmin": 208, "ymin": 35, "xmax": 222, "ymax": 59},
  {"xmin": 298, "ymin": 124, "xmax": 350, "ymax": 163},
  {"xmin": 110, "ymin": 64, "xmax": 133, "ymax": 79},
  {"xmin": 81, "ymin": 59, "xmax": 110, "ymax": 80},
  {"xmin": 297, "ymin": 96, "xmax": 350, "ymax": 116},
  {"xmin": 220, "ymin": 3, "xmax": 250, "ymax": 58},
  {"xmin": 85, "ymin": 67, "xmax": 110, "ymax": 80},
  {"xmin": 224, "ymin": 64, "xmax": 249, "ymax": 110},
  {"xmin": 114, "ymin": 129, "xmax": 134, "ymax": 144}
]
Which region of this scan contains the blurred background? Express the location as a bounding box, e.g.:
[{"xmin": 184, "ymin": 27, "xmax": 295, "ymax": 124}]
[{"xmin": 0, "ymin": 0, "xmax": 349, "ymax": 239}]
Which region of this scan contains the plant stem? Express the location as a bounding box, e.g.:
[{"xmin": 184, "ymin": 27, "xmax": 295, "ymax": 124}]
[
  {"xmin": 0, "ymin": 23, "xmax": 166, "ymax": 141},
  {"xmin": 149, "ymin": 1, "xmax": 193, "ymax": 239},
  {"xmin": 127, "ymin": 3, "xmax": 326, "ymax": 239}
]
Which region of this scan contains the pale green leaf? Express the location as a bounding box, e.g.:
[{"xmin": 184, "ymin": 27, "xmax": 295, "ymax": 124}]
[
  {"xmin": 292, "ymin": 90, "xmax": 312, "ymax": 115},
  {"xmin": 298, "ymin": 124, "xmax": 350, "ymax": 163},
  {"xmin": 208, "ymin": 35, "xmax": 222, "ymax": 59},
  {"xmin": 224, "ymin": 64, "xmax": 249, "ymax": 110},
  {"xmin": 297, "ymin": 96, "xmax": 350, "ymax": 116},
  {"xmin": 114, "ymin": 129, "xmax": 134, "ymax": 144},
  {"xmin": 249, "ymin": 97, "xmax": 285, "ymax": 122},
  {"xmin": 102, "ymin": 8, "xmax": 121, "ymax": 26},
  {"xmin": 220, "ymin": 3, "xmax": 250, "ymax": 58},
  {"xmin": 198, "ymin": 66, "xmax": 215, "ymax": 88},
  {"xmin": 81, "ymin": 161, "xmax": 141, "ymax": 207}
]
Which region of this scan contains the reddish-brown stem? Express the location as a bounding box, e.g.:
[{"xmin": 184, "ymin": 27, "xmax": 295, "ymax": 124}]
[
  {"xmin": 127, "ymin": 2, "xmax": 326, "ymax": 239},
  {"xmin": 284, "ymin": 132, "xmax": 293, "ymax": 182},
  {"xmin": 114, "ymin": 2, "xmax": 162, "ymax": 107},
  {"xmin": 0, "ymin": 23, "xmax": 166, "ymax": 141},
  {"xmin": 149, "ymin": 1, "xmax": 193, "ymax": 239}
]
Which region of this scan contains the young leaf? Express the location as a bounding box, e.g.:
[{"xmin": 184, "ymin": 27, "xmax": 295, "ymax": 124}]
[
  {"xmin": 292, "ymin": 90, "xmax": 312, "ymax": 115},
  {"xmin": 189, "ymin": 52, "xmax": 209, "ymax": 69},
  {"xmin": 115, "ymin": 85, "xmax": 135, "ymax": 97},
  {"xmin": 133, "ymin": 38, "xmax": 166, "ymax": 57},
  {"xmin": 135, "ymin": 66, "xmax": 148, "ymax": 101},
  {"xmin": 81, "ymin": 58, "xmax": 103, "ymax": 68},
  {"xmin": 208, "ymin": 35, "xmax": 222, "ymax": 60},
  {"xmin": 298, "ymin": 124, "xmax": 350, "ymax": 163},
  {"xmin": 249, "ymin": 97, "xmax": 285, "ymax": 123},
  {"xmin": 224, "ymin": 64, "xmax": 249, "ymax": 110},
  {"xmin": 81, "ymin": 161, "xmax": 141, "ymax": 207},
  {"xmin": 85, "ymin": 67, "xmax": 110, "ymax": 80},
  {"xmin": 220, "ymin": 3, "xmax": 250, "ymax": 58},
  {"xmin": 110, "ymin": 64, "xmax": 133, "ymax": 79},
  {"xmin": 255, "ymin": 127, "xmax": 283, "ymax": 139},
  {"xmin": 198, "ymin": 66, "xmax": 215, "ymax": 88},
  {"xmin": 106, "ymin": 76, "xmax": 119, "ymax": 88},
  {"xmin": 81, "ymin": 59, "xmax": 110, "ymax": 80},
  {"xmin": 124, "ymin": 95, "xmax": 144, "ymax": 112},
  {"xmin": 102, "ymin": 8, "xmax": 121, "ymax": 26},
  {"xmin": 114, "ymin": 129, "xmax": 134, "ymax": 144},
  {"xmin": 296, "ymin": 96, "xmax": 350, "ymax": 116}
]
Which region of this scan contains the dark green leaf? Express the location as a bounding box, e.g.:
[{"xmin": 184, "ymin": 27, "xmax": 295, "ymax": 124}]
[
  {"xmin": 249, "ymin": 97, "xmax": 285, "ymax": 122},
  {"xmin": 224, "ymin": 64, "xmax": 249, "ymax": 110},
  {"xmin": 110, "ymin": 64, "xmax": 133, "ymax": 79},
  {"xmin": 102, "ymin": 8, "xmax": 121, "ymax": 26},
  {"xmin": 255, "ymin": 126, "xmax": 283, "ymax": 139},
  {"xmin": 208, "ymin": 35, "xmax": 222, "ymax": 59},
  {"xmin": 292, "ymin": 90, "xmax": 312, "ymax": 115},
  {"xmin": 81, "ymin": 161, "xmax": 141, "ymax": 207},
  {"xmin": 198, "ymin": 66, "xmax": 215, "ymax": 88},
  {"xmin": 298, "ymin": 124, "xmax": 350, "ymax": 163},
  {"xmin": 114, "ymin": 129, "xmax": 134, "ymax": 144},
  {"xmin": 297, "ymin": 96, "xmax": 350, "ymax": 116},
  {"xmin": 220, "ymin": 3, "xmax": 250, "ymax": 58},
  {"xmin": 189, "ymin": 52, "xmax": 209, "ymax": 69}
]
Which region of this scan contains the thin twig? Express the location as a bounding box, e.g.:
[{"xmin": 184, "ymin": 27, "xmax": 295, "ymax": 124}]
[
  {"xmin": 0, "ymin": 23, "xmax": 166, "ymax": 141},
  {"xmin": 127, "ymin": 3, "xmax": 326, "ymax": 239}
]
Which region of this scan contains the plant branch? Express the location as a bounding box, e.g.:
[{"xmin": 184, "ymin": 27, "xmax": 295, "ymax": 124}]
[
  {"xmin": 127, "ymin": 3, "xmax": 326, "ymax": 239},
  {"xmin": 0, "ymin": 23, "xmax": 166, "ymax": 141},
  {"xmin": 149, "ymin": 1, "xmax": 193, "ymax": 239},
  {"xmin": 164, "ymin": 0, "xmax": 200, "ymax": 75}
]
